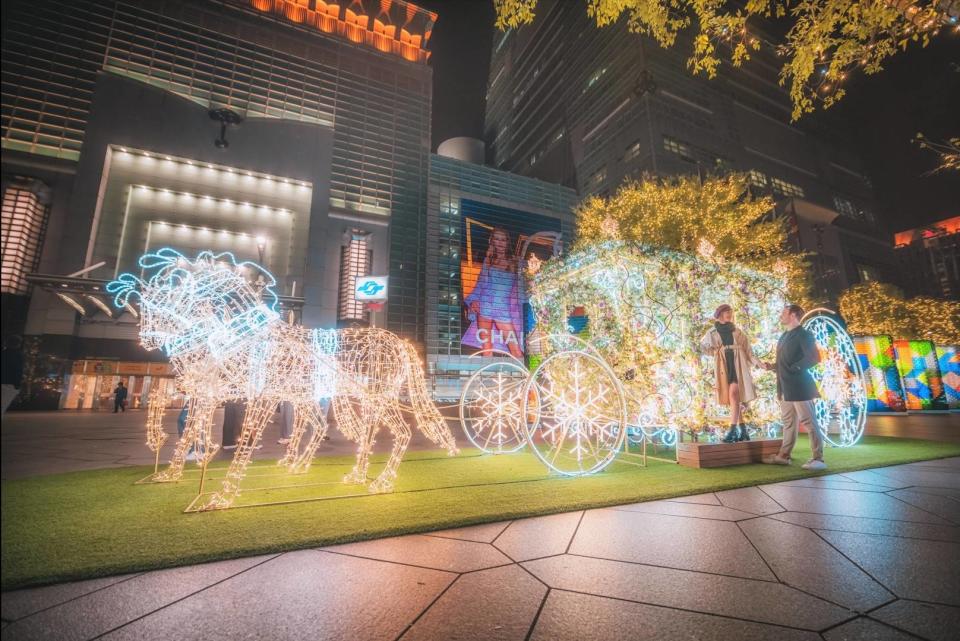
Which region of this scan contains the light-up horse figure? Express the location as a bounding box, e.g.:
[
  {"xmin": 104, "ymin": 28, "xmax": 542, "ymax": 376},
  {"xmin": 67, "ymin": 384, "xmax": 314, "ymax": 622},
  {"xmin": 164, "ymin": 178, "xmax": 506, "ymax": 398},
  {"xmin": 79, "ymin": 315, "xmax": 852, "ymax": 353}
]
[{"xmin": 108, "ymin": 249, "xmax": 457, "ymax": 509}]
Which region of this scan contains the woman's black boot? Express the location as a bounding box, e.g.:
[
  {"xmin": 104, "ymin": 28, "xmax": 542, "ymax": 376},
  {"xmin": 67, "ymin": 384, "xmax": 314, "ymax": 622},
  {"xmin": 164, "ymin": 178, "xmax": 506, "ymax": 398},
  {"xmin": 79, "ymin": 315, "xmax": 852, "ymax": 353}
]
[
  {"xmin": 738, "ymin": 423, "xmax": 750, "ymax": 441},
  {"xmin": 722, "ymin": 425, "xmax": 739, "ymax": 443}
]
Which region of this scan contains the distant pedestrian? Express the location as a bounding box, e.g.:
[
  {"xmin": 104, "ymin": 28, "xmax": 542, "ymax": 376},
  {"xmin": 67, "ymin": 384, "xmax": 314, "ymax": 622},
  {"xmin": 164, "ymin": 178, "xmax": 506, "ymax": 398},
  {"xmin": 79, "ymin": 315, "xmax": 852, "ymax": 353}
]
[
  {"xmin": 113, "ymin": 380, "xmax": 128, "ymax": 413},
  {"xmin": 222, "ymin": 400, "xmax": 246, "ymax": 450},
  {"xmin": 178, "ymin": 399, "xmax": 205, "ymax": 462},
  {"xmin": 763, "ymin": 304, "xmax": 824, "ymax": 469},
  {"xmin": 177, "ymin": 399, "xmax": 190, "ymax": 438},
  {"xmin": 1, "ymin": 335, "xmax": 25, "ymax": 416},
  {"xmin": 277, "ymin": 400, "xmax": 294, "ymax": 445}
]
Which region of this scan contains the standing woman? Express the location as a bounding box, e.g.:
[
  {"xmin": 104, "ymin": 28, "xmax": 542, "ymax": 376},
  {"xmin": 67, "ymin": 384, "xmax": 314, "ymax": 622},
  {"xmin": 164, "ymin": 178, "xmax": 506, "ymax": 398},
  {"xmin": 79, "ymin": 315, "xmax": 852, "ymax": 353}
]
[{"xmin": 700, "ymin": 304, "xmax": 765, "ymax": 442}]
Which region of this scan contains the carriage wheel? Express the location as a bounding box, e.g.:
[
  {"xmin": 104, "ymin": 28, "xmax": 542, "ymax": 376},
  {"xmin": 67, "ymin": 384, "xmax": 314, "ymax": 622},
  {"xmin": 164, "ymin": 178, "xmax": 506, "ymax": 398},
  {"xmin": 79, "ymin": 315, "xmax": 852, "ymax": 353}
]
[
  {"xmin": 802, "ymin": 312, "xmax": 868, "ymax": 447},
  {"xmin": 522, "ymin": 349, "xmax": 627, "ymax": 475},
  {"xmin": 460, "ymin": 360, "xmax": 532, "ymax": 454}
]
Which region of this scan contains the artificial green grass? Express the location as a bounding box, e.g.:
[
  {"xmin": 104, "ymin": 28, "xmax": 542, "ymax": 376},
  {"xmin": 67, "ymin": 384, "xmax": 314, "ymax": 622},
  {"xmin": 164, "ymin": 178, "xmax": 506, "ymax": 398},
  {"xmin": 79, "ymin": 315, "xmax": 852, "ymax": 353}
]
[{"xmin": 3, "ymin": 435, "xmax": 959, "ymax": 590}]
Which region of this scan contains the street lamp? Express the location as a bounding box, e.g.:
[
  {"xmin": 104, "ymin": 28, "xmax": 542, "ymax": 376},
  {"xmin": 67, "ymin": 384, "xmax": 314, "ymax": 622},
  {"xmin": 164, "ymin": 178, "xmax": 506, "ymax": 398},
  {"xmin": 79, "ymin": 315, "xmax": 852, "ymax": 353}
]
[{"xmin": 209, "ymin": 108, "xmax": 242, "ymax": 149}]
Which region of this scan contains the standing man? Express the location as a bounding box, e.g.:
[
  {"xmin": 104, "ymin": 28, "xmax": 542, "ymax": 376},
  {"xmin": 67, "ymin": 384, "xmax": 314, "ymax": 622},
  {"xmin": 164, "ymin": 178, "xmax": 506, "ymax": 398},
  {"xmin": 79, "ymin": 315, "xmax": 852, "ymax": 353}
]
[
  {"xmin": 1, "ymin": 335, "xmax": 25, "ymax": 416},
  {"xmin": 113, "ymin": 380, "xmax": 128, "ymax": 413},
  {"xmin": 764, "ymin": 304, "xmax": 825, "ymax": 470}
]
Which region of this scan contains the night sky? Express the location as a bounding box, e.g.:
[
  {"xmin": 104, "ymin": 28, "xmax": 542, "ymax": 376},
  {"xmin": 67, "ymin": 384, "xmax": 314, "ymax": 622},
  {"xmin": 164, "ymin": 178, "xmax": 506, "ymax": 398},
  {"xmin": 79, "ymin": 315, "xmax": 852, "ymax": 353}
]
[{"xmin": 419, "ymin": 1, "xmax": 959, "ymax": 234}]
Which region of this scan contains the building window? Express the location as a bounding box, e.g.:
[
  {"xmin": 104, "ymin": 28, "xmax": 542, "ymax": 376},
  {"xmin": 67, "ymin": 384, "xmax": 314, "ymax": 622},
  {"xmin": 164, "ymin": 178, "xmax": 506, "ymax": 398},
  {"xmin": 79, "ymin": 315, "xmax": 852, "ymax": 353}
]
[
  {"xmin": 624, "ymin": 141, "xmax": 642, "ymax": 162},
  {"xmin": 1, "ymin": 179, "xmax": 51, "ymax": 296},
  {"xmin": 587, "ymin": 167, "xmax": 607, "ymax": 188},
  {"xmin": 770, "ymin": 177, "xmax": 805, "ymax": 198},
  {"xmin": 663, "ymin": 136, "xmax": 692, "ymax": 158},
  {"xmin": 833, "ymin": 196, "xmax": 857, "ymax": 218},
  {"xmin": 748, "ymin": 170, "xmax": 768, "ymax": 187},
  {"xmin": 338, "ymin": 229, "xmax": 373, "ymax": 322},
  {"xmin": 856, "ymin": 263, "xmax": 882, "ymax": 283},
  {"xmin": 584, "ymin": 67, "xmax": 607, "ymax": 93},
  {"xmin": 714, "ymin": 157, "xmax": 732, "ymax": 173}
]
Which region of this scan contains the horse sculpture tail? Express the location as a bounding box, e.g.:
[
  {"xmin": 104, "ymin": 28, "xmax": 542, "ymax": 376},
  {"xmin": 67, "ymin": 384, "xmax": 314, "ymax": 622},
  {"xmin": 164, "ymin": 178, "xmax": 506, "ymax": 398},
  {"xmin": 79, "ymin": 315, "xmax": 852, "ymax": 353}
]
[{"xmin": 401, "ymin": 341, "xmax": 458, "ymax": 455}]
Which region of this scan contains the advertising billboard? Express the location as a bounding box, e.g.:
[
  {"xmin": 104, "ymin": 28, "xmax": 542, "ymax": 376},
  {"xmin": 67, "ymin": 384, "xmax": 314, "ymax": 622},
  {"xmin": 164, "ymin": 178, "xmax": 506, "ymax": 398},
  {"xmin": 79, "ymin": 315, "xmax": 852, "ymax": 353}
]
[
  {"xmin": 935, "ymin": 344, "xmax": 960, "ymax": 410},
  {"xmin": 893, "ymin": 339, "xmax": 948, "ymax": 411},
  {"xmin": 459, "ymin": 199, "xmax": 562, "ymax": 359},
  {"xmin": 853, "ymin": 335, "xmax": 907, "ymax": 412}
]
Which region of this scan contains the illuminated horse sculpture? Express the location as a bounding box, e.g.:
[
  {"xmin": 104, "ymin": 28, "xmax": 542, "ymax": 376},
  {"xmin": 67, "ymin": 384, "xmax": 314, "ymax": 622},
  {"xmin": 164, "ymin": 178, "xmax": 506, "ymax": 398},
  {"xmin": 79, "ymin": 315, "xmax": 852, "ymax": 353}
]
[{"xmin": 108, "ymin": 249, "xmax": 458, "ymax": 510}]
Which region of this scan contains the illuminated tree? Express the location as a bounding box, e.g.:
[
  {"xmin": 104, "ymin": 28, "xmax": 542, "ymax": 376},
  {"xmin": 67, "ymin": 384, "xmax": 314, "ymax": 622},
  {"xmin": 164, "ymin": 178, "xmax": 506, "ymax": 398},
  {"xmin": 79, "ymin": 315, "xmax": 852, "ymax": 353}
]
[
  {"xmin": 493, "ymin": 0, "xmax": 959, "ymax": 120},
  {"xmin": 914, "ymin": 133, "xmax": 960, "ymax": 173},
  {"xmin": 839, "ymin": 281, "xmax": 960, "ymax": 343},
  {"xmin": 575, "ymin": 172, "xmax": 813, "ymax": 305}
]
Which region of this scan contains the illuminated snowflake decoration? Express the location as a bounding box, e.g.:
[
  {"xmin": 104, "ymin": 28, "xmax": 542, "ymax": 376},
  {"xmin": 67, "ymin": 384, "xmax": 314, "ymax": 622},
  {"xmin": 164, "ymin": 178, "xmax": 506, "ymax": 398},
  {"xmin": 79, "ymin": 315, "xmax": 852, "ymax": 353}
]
[
  {"xmin": 802, "ymin": 312, "xmax": 868, "ymax": 447},
  {"xmin": 460, "ymin": 359, "xmax": 530, "ymax": 454},
  {"xmin": 109, "ymin": 249, "xmax": 457, "ymax": 510},
  {"xmin": 522, "ymin": 346, "xmax": 627, "ymax": 476}
]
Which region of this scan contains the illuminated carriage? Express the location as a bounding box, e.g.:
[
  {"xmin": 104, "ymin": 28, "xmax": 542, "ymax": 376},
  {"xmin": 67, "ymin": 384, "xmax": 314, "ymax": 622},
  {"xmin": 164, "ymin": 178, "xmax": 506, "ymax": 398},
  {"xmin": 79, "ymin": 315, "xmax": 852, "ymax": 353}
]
[{"xmin": 459, "ymin": 241, "xmax": 866, "ymax": 475}]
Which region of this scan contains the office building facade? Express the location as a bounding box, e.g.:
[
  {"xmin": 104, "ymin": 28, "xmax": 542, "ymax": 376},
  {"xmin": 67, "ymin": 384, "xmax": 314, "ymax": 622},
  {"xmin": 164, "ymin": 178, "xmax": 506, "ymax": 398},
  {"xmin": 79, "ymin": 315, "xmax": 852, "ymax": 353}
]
[
  {"xmin": 1, "ymin": 0, "xmax": 435, "ymax": 408},
  {"xmin": 894, "ymin": 216, "xmax": 960, "ymax": 301},
  {"xmin": 483, "ymin": 0, "xmax": 897, "ymax": 303}
]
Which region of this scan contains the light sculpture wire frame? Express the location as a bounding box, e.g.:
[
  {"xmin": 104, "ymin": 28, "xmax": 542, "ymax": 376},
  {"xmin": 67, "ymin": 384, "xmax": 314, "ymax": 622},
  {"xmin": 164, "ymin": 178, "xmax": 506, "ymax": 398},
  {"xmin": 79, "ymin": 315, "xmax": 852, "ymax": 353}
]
[
  {"xmin": 144, "ymin": 382, "xmax": 170, "ymax": 475},
  {"xmin": 522, "ymin": 335, "xmax": 632, "ymax": 476},
  {"xmin": 109, "ymin": 249, "xmax": 458, "ymax": 511},
  {"xmin": 459, "ymin": 354, "xmax": 533, "ymax": 455},
  {"xmin": 802, "ymin": 310, "xmax": 868, "ymax": 447}
]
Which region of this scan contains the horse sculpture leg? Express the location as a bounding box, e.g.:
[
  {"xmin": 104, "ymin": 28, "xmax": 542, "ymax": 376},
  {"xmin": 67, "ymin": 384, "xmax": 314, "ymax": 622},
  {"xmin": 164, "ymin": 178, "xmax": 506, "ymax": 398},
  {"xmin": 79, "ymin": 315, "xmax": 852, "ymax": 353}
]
[
  {"xmin": 342, "ymin": 399, "xmax": 384, "ymax": 485},
  {"xmin": 287, "ymin": 402, "xmax": 329, "ymax": 474},
  {"xmin": 144, "ymin": 384, "xmax": 169, "ymax": 475},
  {"xmin": 152, "ymin": 398, "xmax": 215, "ymax": 482},
  {"xmin": 368, "ymin": 403, "xmax": 411, "ymax": 493},
  {"xmin": 278, "ymin": 402, "xmax": 310, "ymax": 469},
  {"xmin": 201, "ymin": 397, "xmax": 273, "ymax": 510}
]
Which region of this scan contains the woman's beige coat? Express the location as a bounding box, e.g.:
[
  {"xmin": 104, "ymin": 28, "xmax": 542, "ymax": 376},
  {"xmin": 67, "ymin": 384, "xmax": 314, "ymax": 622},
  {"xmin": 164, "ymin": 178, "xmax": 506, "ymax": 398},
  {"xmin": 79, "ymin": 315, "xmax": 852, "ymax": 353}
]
[{"xmin": 700, "ymin": 326, "xmax": 764, "ymax": 405}]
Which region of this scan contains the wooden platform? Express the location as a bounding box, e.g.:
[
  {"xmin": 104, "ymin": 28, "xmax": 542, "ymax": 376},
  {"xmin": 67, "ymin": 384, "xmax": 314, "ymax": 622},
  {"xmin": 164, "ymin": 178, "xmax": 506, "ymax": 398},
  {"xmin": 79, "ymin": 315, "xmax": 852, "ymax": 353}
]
[{"xmin": 677, "ymin": 438, "xmax": 783, "ymax": 469}]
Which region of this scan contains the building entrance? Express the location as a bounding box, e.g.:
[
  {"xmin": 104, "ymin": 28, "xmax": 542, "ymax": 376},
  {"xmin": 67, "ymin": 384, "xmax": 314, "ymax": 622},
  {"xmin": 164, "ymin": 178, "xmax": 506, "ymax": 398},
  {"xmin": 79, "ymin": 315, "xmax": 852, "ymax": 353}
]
[{"xmin": 62, "ymin": 360, "xmax": 181, "ymax": 410}]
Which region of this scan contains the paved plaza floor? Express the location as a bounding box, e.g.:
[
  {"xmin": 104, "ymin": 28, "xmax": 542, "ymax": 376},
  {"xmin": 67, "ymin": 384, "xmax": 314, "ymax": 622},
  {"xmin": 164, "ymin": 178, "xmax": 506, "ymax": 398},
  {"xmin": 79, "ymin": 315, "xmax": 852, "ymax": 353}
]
[{"xmin": 2, "ymin": 411, "xmax": 959, "ymax": 640}]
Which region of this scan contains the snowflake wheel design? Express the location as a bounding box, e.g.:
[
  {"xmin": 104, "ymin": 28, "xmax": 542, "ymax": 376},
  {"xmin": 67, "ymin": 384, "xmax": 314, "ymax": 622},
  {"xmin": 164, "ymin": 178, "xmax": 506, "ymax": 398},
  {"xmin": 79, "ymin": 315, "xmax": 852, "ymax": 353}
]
[
  {"xmin": 523, "ymin": 350, "xmax": 627, "ymax": 476},
  {"xmin": 803, "ymin": 312, "xmax": 868, "ymax": 447},
  {"xmin": 460, "ymin": 360, "xmax": 532, "ymax": 454}
]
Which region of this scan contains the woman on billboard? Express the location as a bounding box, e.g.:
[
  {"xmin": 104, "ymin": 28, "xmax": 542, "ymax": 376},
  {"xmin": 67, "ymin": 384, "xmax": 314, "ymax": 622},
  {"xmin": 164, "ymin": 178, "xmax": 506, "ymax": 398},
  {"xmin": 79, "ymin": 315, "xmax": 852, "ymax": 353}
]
[{"xmin": 465, "ymin": 227, "xmax": 524, "ymax": 358}]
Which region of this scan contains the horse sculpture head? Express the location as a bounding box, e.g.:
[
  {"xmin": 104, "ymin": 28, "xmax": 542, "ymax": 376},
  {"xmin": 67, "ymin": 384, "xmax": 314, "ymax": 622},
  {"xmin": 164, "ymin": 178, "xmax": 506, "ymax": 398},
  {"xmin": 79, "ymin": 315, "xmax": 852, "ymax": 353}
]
[{"xmin": 108, "ymin": 248, "xmax": 280, "ymax": 359}]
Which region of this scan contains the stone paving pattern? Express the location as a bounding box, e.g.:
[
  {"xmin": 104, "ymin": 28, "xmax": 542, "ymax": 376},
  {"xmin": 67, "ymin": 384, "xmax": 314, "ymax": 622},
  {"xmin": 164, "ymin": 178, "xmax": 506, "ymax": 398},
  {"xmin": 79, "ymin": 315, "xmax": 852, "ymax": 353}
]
[{"xmin": 3, "ymin": 456, "xmax": 959, "ymax": 641}]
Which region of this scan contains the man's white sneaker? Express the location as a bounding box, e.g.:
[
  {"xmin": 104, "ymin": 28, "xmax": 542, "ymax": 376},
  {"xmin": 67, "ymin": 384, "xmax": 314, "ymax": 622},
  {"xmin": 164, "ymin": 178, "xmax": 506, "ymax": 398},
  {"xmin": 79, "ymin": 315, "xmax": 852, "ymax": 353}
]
[
  {"xmin": 763, "ymin": 455, "xmax": 791, "ymax": 465},
  {"xmin": 223, "ymin": 445, "xmax": 237, "ymax": 450},
  {"xmin": 185, "ymin": 452, "xmax": 197, "ymax": 461},
  {"xmin": 802, "ymin": 459, "xmax": 827, "ymax": 471}
]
